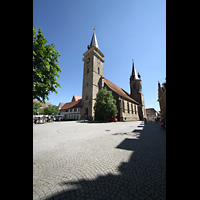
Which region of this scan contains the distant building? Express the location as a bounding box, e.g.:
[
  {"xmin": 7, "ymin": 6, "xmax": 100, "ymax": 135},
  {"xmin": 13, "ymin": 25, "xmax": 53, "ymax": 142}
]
[
  {"xmin": 146, "ymin": 108, "xmax": 158, "ymax": 121},
  {"xmin": 33, "ymin": 99, "xmax": 52, "ymax": 109},
  {"xmin": 81, "ymin": 30, "xmax": 146, "ymax": 121},
  {"xmin": 158, "ymin": 81, "xmax": 166, "ymax": 118},
  {"xmin": 59, "ymin": 95, "xmax": 82, "ymax": 120}
]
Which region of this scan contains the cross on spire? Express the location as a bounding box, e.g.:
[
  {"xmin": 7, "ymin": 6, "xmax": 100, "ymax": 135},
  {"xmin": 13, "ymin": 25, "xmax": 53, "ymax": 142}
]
[{"xmin": 89, "ymin": 28, "xmax": 99, "ymax": 49}]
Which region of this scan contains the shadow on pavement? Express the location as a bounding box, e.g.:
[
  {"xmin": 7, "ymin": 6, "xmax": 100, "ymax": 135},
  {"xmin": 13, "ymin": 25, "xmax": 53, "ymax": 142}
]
[{"xmin": 45, "ymin": 122, "xmax": 166, "ymax": 200}]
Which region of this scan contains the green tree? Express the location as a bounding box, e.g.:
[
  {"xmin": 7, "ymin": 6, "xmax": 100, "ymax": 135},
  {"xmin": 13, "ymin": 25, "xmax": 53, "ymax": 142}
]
[
  {"xmin": 94, "ymin": 88, "xmax": 118, "ymax": 121},
  {"xmin": 43, "ymin": 105, "xmax": 59, "ymax": 115},
  {"xmin": 33, "ymin": 27, "xmax": 61, "ymax": 103},
  {"xmin": 33, "ymin": 102, "xmax": 42, "ymax": 115}
]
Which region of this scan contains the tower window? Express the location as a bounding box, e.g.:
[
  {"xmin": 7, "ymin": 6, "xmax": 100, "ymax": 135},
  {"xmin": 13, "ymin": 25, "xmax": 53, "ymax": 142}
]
[{"xmin": 98, "ymin": 67, "xmax": 100, "ymax": 74}]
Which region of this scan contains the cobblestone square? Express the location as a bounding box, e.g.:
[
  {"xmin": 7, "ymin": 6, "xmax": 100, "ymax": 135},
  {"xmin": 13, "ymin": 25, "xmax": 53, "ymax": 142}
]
[{"xmin": 33, "ymin": 121, "xmax": 166, "ymax": 200}]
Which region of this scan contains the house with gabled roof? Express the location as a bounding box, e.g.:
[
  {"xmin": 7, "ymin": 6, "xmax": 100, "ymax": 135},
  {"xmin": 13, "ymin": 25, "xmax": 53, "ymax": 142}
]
[{"xmin": 59, "ymin": 96, "xmax": 82, "ymax": 120}]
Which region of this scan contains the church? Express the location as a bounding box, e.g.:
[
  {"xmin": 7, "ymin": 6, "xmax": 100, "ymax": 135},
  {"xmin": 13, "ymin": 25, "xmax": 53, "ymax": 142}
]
[{"xmin": 81, "ymin": 30, "xmax": 146, "ymax": 121}]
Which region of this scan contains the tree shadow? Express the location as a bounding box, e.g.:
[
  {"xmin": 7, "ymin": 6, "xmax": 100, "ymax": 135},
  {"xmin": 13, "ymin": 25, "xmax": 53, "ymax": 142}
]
[{"xmin": 45, "ymin": 122, "xmax": 166, "ymax": 200}]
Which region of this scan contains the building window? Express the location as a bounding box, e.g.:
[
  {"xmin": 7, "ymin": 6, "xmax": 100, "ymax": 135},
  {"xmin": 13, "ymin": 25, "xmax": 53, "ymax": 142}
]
[
  {"xmin": 131, "ymin": 104, "xmax": 133, "ymax": 114},
  {"xmin": 127, "ymin": 102, "xmax": 130, "ymax": 113},
  {"xmin": 98, "ymin": 67, "xmax": 100, "ymax": 74},
  {"xmin": 123, "ymin": 100, "xmax": 125, "ymax": 113},
  {"xmin": 135, "ymin": 105, "xmax": 136, "ymax": 114}
]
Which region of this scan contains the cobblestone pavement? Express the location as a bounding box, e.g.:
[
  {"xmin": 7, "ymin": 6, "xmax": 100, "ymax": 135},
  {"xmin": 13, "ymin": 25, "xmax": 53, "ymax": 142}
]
[{"xmin": 33, "ymin": 121, "xmax": 166, "ymax": 200}]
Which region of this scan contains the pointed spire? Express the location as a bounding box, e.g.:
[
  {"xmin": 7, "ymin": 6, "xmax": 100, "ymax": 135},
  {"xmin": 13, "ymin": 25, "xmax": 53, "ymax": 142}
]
[
  {"xmin": 131, "ymin": 59, "xmax": 139, "ymax": 80},
  {"xmin": 89, "ymin": 28, "xmax": 99, "ymax": 49}
]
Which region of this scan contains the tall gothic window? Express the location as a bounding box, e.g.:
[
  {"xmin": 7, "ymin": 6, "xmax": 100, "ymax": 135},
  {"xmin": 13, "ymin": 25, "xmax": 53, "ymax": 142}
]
[{"xmin": 127, "ymin": 102, "xmax": 130, "ymax": 113}]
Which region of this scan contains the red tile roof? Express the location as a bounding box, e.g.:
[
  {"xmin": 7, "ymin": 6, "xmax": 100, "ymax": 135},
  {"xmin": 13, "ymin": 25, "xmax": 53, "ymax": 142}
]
[
  {"xmin": 33, "ymin": 99, "xmax": 52, "ymax": 109},
  {"xmin": 103, "ymin": 77, "xmax": 139, "ymax": 104},
  {"xmin": 72, "ymin": 95, "xmax": 82, "ymax": 102},
  {"xmin": 61, "ymin": 99, "xmax": 82, "ymax": 110},
  {"xmin": 146, "ymin": 108, "xmax": 156, "ymax": 115}
]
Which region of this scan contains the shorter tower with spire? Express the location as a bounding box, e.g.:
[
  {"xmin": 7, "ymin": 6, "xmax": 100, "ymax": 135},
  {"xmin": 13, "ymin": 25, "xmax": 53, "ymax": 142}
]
[{"xmin": 130, "ymin": 60, "xmax": 146, "ymax": 120}]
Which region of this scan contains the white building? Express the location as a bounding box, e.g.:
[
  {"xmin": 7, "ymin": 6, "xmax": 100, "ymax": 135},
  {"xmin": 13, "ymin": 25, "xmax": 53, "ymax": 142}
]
[{"xmin": 59, "ymin": 95, "xmax": 82, "ymax": 120}]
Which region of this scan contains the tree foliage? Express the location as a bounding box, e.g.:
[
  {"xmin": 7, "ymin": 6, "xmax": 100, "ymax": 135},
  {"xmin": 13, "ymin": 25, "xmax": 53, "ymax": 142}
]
[
  {"xmin": 43, "ymin": 105, "xmax": 59, "ymax": 115},
  {"xmin": 33, "ymin": 101, "xmax": 59, "ymax": 115},
  {"xmin": 33, "ymin": 27, "xmax": 61, "ymax": 103},
  {"xmin": 33, "ymin": 102, "xmax": 42, "ymax": 115},
  {"xmin": 94, "ymin": 88, "xmax": 118, "ymax": 121}
]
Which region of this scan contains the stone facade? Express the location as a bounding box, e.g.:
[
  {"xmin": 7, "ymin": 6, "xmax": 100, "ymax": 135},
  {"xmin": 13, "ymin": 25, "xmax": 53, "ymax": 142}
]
[
  {"xmin": 130, "ymin": 61, "xmax": 146, "ymax": 120},
  {"xmin": 81, "ymin": 40, "xmax": 104, "ymax": 120},
  {"xmin": 103, "ymin": 77, "xmax": 140, "ymax": 121},
  {"xmin": 81, "ymin": 30, "xmax": 145, "ymax": 121},
  {"xmin": 158, "ymin": 81, "xmax": 166, "ymax": 118}
]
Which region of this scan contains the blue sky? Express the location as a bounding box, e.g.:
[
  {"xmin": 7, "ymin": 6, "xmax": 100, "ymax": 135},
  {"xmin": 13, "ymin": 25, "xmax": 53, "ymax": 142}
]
[{"xmin": 33, "ymin": 0, "xmax": 166, "ymax": 111}]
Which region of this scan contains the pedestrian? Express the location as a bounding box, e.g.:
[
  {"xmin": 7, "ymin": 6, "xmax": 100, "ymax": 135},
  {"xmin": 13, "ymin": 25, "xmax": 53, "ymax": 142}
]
[{"xmin": 144, "ymin": 117, "xmax": 147, "ymax": 124}]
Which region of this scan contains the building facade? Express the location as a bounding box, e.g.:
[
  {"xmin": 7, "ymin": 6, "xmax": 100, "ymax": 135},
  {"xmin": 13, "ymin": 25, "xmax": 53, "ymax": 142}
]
[
  {"xmin": 81, "ymin": 30, "xmax": 146, "ymax": 121},
  {"xmin": 59, "ymin": 95, "xmax": 82, "ymax": 120},
  {"xmin": 146, "ymin": 108, "xmax": 158, "ymax": 121},
  {"xmin": 158, "ymin": 81, "xmax": 166, "ymax": 118}
]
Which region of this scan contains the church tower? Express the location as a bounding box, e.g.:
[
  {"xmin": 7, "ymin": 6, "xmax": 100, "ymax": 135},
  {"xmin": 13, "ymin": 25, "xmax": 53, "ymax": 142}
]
[
  {"xmin": 81, "ymin": 29, "xmax": 105, "ymax": 120},
  {"xmin": 130, "ymin": 60, "xmax": 146, "ymax": 120}
]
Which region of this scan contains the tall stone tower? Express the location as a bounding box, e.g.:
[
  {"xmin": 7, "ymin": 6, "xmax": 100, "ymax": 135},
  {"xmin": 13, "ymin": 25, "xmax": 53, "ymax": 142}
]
[
  {"xmin": 130, "ymin": 60, "xmax": 146, "ymax": 120},
  {"xmin": 81, "ymin": 30, "xmax": 105, "ymax": 120}
]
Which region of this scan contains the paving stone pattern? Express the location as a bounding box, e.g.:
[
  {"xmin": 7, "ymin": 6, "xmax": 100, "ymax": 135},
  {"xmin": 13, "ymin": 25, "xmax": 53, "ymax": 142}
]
[{"xmin": 33, "ymin": 121, "xmax": 166, "ymax": 200}]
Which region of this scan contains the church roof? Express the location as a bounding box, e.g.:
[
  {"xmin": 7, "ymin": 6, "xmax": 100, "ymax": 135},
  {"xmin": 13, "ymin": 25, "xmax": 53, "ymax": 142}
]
[
  {"xmin": 89, "ymin": 30, "xmax": 99, "ymax": 49},
  {"xmin": 103, "ymin": 77, "xmax": 139, "ymax": 104}
]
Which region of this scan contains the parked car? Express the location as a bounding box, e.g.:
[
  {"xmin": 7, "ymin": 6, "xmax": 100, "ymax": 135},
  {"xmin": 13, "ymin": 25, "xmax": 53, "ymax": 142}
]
[
  {"xmin": 105, "ymin": 116, "xmax": 118, "ymax": 122},
  {"xmin": 160, "ymin": 118, "xmax": 166, "ymax": 128}
]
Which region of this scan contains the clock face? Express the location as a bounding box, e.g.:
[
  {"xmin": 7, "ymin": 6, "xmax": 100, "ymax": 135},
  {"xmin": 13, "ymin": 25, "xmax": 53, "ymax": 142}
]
[{"xmin": 87, "ymin": 58, "xmax": 90, "ymax": 63}]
